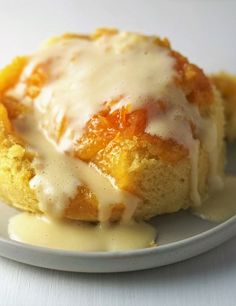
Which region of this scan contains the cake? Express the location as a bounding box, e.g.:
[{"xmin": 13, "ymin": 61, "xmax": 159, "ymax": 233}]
[
  {"xmin": 0, "ymin": 28, "xmax": 225, "ymax": 222},
  {"xmin": 211, "ymin": 72, "xmax": 236, "ymax": 141}
]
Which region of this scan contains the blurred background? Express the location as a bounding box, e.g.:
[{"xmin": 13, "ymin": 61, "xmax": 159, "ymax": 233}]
[{"xmin": 0, "ymin": 0, "xmax": 235, "ymax": 73}]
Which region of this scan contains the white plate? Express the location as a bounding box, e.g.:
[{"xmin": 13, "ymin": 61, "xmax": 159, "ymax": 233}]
[{"xmin": 0, "ymin": 143, "xmax": 235, "ymax": 273}]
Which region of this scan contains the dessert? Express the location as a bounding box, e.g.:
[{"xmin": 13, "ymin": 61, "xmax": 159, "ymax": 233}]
[
  {"xmin": 0, "ymin": 28, "xmax": 228, "ymax": 251},
  {"xmin": 211, "ymin": 72, "xmax": 236, "ymax": 141}
]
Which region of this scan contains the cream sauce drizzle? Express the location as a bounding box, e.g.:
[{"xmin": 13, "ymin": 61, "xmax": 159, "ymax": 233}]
[
  {"xmin": 192, "ymin": 176, "xmax": 236, "ymax": 222},
  {"xmin": 201, "ymin": 119, "xmax": 224, "ymax": 191},
  {"xmin": 7, "ymin": 31, "xmax": 223, "ymax": 210},
  {"xmin": 145, "ymin": 87, "xmax": 203, "ymax": 205},
  {"xmin": 14, "ymin": 112, "xmax": 139, "ymax": 220},
  {"xmin": 8, "ymin": 175, "xmax": 236, "ymax": 252},
  {"xmin": 8, "ymin": 213, "xmax": 157, "ymax": 252},
  {"xmin": 11, "ymin": 33, "xmax": 176, "ymax": 151}
]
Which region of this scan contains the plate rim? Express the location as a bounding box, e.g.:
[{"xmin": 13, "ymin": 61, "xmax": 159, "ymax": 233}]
[{"xmin": 0, "ymin": 213, "xmax": 235, "ymax": 259}]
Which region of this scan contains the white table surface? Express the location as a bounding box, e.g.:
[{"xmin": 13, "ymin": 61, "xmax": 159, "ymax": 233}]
[{"xmin": 0, "ymin": 1, "xmax": 236, "ymax": 305}]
